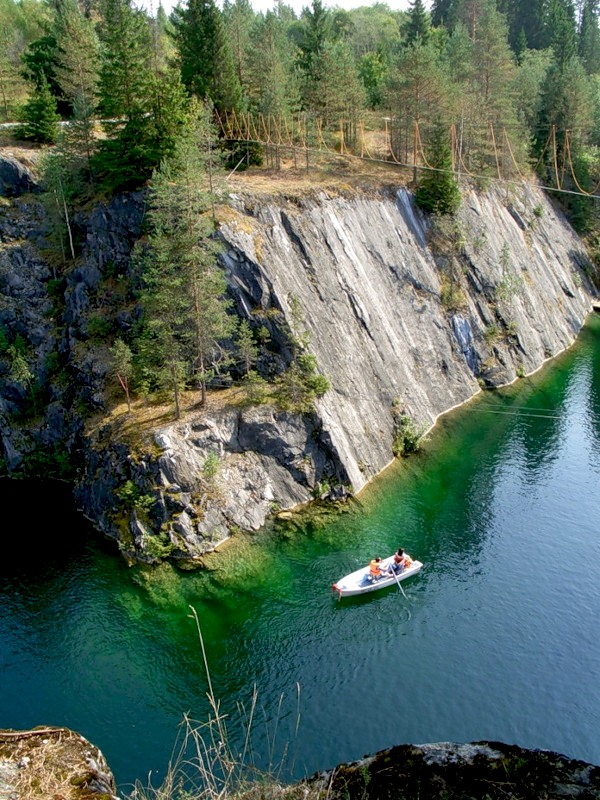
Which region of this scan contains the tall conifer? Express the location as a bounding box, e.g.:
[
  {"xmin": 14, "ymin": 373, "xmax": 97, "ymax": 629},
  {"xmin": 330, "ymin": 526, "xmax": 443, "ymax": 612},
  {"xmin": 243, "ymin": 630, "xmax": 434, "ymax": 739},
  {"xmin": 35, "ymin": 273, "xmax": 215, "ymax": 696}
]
[
  {"xmin": 136, "ymin": 103, "xmax": 235, "ymax": 413},
  {"xmin": 171, "ymin": 0, "xmax": 242, "ymax": 115},
  {"xmin": 404, "ymin": 0, "xmax": 430, "ymax": 46}
]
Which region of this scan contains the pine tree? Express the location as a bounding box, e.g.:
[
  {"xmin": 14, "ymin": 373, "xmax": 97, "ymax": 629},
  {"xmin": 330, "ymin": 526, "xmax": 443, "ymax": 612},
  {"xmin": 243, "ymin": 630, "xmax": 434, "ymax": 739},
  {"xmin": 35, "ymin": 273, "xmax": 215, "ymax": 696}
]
[
  {"xmin": 21, "ymin": 34, "xmax": 63, "ymax": 105},
  {"xmin": 305, "ymin": 38, "xmax": 365, "ymax": 135},
  {"xmin": 95, "ymin": 0, "xmax": 187, "ymax": 190},
  {"xmin": 387, "ymin": 39, "xmax": 449, "ymax": 163},
  {"xmin": 431, "ymin": 0, "xmax": 455, "ymax": 29},
  {"xmin": 446, "ymin": 0, "xmax": 525, "ymax": 176},
  {"xmin": 544, "ymin": 0, "xmax": 578, "ymax": 67},
  {"xmin": 54, "ymin": 0, "xmax": 99, "ymax": 173},
  {"xmin": 235, "ymin": 319, "xmax": 258, "ymax": 376},
  {"xmin": 110, "ymin": 338, "xmax": 133, "ymax": 412},
  {"xmin": 16, "ymin": 75, "xmax": 60, "ymax": 143},
  {"xmin": 514, "ymin": 47, "xmax": 553, "ymax": 133},
  {"xmin": 415, "ymin": 121, "xmax": 461, "ymax": 215},
  {"xmin": 55, "ymin": 0, "xmax": 99, "ymax": 104},
  {"xmin": 40, "ymin": 143, "xmax": 78, "ymax": 264},
  {"xmin": 579, "ymin": 0, "xmax": 600, "ymax": 73},
  {"xmin": 171, "ymin": 0, "xmax": 242, "ymax": 116},
  {"xmin": 403, "ymin": 0, "xmax": 430, "ymax": 46},
  {"xmin": 135, "ymin": 104, "xmax": 235, "ymax": 413},
  {"xmin": 508, "ymin": 0, "xmax": 546, "ymax": 50},
  {"xmin": 535, "ymin": 55, "xmax": 594, "ymax": 180},
  {"xmin": 222, "ymin": 0, "xmax": 255, "ymax": 90},
  {"xmin": 246, "ymin": 9, "xmax": 300, "ymax": 118},
  {"xmin": 97, "ymin": 0, "xmax": 153, "ymax": 120},
  {"xmin": 297, "ymin": 0, "xmax": 332, "ymax": 109},
  {"xmin": 0, "ymin": 21, "xmax": 28, "ymax": 120}
]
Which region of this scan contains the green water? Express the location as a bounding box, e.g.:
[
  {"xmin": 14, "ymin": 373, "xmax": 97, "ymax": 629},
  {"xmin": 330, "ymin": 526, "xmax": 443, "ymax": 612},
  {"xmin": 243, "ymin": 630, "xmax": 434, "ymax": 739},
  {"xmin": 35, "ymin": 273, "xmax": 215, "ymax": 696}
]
[{"xmin": 1, "ymin": 316, "xmax": 599, "ymax": 794}]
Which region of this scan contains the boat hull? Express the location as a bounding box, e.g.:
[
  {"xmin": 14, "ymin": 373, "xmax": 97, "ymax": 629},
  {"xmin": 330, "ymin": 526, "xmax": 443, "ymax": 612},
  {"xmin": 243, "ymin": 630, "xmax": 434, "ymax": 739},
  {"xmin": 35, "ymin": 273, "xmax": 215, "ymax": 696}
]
[{"xmin": 332, "ymin": 557, "xmax": 423, "ymax": 598}]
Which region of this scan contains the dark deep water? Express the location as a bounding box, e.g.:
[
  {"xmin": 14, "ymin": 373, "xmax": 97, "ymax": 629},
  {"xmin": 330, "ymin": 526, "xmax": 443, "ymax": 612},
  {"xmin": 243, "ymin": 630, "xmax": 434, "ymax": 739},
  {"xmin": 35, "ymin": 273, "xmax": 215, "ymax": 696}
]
[{"xmin": 1, "ymin": 316, "xmax": 599, "ymax": 795}]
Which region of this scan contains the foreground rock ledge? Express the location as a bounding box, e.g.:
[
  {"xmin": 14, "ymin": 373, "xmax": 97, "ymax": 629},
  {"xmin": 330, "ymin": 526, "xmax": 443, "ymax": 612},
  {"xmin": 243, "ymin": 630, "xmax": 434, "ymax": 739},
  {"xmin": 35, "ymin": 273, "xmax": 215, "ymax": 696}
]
[
  {"xmin": 311, "ymin": 741, "xmax": 600, "ymax": 800},
  {"xmin": 0, "ymin": 726, "xmax": 118, "ymax": 800},
  {"xmin": 1, "ymin": 730, "xmax": 599, "ymax": 800}
]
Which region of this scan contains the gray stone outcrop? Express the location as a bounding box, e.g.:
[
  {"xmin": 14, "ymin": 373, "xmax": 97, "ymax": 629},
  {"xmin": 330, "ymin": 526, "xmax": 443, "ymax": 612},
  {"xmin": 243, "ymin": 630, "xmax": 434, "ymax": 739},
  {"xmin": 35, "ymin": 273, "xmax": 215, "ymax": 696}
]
[
  {"xmin": 311, "ymin": 740, "xmax": 600, "ymax": 799},
  {"xmin": 219, "ymin": 183, "xmax": 595, "ymax": 493},
  {"xmin": 0, "ymin": 157, "xmax": 597, "ymax": 563},
  {"xmin": 0, "ymin": 155, "xmax": 39, "ymax": 197}
]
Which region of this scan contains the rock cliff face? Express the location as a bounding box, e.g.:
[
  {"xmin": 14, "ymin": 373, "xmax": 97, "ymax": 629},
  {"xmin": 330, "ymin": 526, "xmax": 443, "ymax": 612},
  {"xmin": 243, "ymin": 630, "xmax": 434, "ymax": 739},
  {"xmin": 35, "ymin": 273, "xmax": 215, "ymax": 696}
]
[
  {"xmin": 218, "ymin": 183, "xmax": 595, "ymax": 492},
  {"xmin": 0, "ymin": 155, "xmax": 597, "ymax": 563}
]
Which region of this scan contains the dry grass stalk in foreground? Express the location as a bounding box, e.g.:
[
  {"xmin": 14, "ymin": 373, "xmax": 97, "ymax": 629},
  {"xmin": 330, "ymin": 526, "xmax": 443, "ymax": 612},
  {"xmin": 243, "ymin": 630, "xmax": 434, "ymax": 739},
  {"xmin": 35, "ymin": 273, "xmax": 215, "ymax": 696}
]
[{"xmin": 126, "ymin": 607, "xmax": 310, "ymax": 800}]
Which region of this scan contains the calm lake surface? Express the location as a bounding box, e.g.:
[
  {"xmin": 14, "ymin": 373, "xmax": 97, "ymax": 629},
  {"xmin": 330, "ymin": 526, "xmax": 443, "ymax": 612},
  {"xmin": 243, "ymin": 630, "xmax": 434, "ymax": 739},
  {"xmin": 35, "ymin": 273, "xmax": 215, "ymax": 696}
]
[{"xmin": 1, "ymin": 316, "xmax": 600, "ymax": 794}]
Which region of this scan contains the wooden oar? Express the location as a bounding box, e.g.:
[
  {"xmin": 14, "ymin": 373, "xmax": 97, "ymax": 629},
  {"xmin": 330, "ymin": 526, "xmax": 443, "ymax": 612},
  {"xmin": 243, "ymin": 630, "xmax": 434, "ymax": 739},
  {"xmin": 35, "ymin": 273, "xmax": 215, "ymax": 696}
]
[{"xmin": 390, "ymin": 563, "xmax": 408, "ymax": 599}]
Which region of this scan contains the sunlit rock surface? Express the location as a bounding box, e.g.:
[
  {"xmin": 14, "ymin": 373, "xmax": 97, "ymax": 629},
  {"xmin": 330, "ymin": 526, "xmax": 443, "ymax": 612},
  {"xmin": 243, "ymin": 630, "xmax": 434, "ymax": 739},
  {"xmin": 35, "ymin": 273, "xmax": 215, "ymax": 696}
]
[
  {"xmin": 0, "ymin": 157, "xmax": 598, "ymax": 562},
  {"xmin": 220, "ymin": 184, "xmax": 595, "ymax": 492}
]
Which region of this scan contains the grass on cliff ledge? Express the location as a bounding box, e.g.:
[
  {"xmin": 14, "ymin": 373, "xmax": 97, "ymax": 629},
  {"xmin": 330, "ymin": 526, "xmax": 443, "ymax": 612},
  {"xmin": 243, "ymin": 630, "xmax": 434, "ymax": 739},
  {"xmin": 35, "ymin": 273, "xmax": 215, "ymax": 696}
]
[{"xmin": 90, "ymin": 385, "xmax": 260, "ymax": 449}]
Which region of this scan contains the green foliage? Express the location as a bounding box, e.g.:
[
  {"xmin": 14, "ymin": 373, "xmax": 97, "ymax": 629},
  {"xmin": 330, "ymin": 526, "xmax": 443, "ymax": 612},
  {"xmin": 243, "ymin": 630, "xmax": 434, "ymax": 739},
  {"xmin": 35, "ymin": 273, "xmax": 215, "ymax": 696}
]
[
  {"xmin": 54, "ymin": 0, "xmax": 99, "ymax": 108},
  {"xmin": 94, "ymin": 76, "xmax": 190, "ymax": 192},
  {"xmin": 235, "ymin": 319, "xmax": 258, "ymax": 376},
  {"xmin": 93, "ymin": 0, "xmax": 189, "ymax": 191},
  {"xmin": 133, "ymin": 103, "xmax": 233, "ymax": 415},
  {"xmin": 440, "ymin": 276, "xmax": 465, "ymax": 311},
  {"xmin": 274, "ymin": 352, "xmax": 330, "ymax": 413},
  {"xmin": 171, "ymin": 0, "xmax": 242, "ymax": 115},
  {"xmin": 241, "ymin": 370, "xmax": 269, "ymax": 405},
  {"xmin": 21, "ymin": 443, "xmax": 74, "ymax": 479},
  {"xmin": 116, "ymin": 480, "xmax": 155, "ymax": 513},
  {"xmin": 20, "ymin": 33, "xmax": 64, "ymax": 107},
  {"xmin": 143, "ymin": 533, "xmax": 175, "ymax": 560},
  {"xmin": 415, "ymin": 123, "xmax": 461, "ymax": 216},
  {"xmin": 484, "ymin": 323, "xmax": 500, "ymax": 344},
  {"xmin": 392, "ymin": 405, "xmax": 424, "ymax": 457},
  {"xmin": 311, "ymin": 478, "xmax": 331, "ymax": 499},
  {"xmin": 86, "ymin": 312, "xmax": 114, "ymax": 340},
  {"xmin": 110, "ymin": 338, "xmax": 133, "ymax": 411},
  {"xmin": 222, "ymin": 139, "xmax": 263, "ymax": 170},
  {"xmin": 16, "ymin": 75, "xmax": 60, "ymax": 143},
  {"xmin": 44, "ymin": 350, "xmax": 62, "ymax": 377},
  {"xmin": 246, "ymin": 9, "xmax": 301, "ymax": 118},
  {"xmin": 6, "ymin": 334, "xmax": 32, "ymax": 387},
  {"xmin": 403, "ymin": 0, "xmax": 430, "ymax": 46},
  {"xmin": 202, "ymin": 451, "xmax": 220, "ymax": 481},
  {"xmin": 358, "ymin": 51, "xmax": 387, "ymax": 107},
  {"xmin": 496, "ymin": 245, "xmax": 524, "ymax": 303}
]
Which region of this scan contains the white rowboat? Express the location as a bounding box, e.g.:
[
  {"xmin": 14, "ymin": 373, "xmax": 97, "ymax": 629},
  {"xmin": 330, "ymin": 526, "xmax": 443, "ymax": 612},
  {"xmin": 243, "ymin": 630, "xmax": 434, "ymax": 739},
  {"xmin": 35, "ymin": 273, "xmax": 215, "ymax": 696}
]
[{"xmin": 332, "ymin": 555, "xmax": 423, "ymax": 599}]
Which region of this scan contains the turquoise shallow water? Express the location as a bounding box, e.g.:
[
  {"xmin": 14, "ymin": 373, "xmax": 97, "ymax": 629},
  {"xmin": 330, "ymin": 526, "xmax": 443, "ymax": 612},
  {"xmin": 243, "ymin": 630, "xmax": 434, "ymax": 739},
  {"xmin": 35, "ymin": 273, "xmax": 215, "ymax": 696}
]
[{"xmin": 1, "ymin": 316, "xmax": 600, "ymax": 794}]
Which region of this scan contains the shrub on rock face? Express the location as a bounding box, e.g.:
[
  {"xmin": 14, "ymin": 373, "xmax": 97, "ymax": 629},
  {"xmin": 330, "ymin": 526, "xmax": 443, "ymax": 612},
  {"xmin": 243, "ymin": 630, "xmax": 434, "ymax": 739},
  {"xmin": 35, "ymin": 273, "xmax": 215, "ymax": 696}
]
[
  {"xmin": 415, "ymin": 123, "xmax": 461, "ymax": 216},
  {"xmin": 274, "ymin": 353, "xmax": 330, "ymax": 413}
]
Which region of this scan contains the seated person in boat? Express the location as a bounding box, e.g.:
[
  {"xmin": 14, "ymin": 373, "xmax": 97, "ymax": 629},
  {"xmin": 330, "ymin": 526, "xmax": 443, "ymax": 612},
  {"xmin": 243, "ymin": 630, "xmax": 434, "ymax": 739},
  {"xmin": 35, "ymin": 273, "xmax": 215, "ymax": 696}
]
[
  {"xmin": 388, "ymin": 548, "xmax": 412, "ymax": 574},
  {"xmin": 369, "ymin": 557, "xmax": 384, "ymax": 580}
]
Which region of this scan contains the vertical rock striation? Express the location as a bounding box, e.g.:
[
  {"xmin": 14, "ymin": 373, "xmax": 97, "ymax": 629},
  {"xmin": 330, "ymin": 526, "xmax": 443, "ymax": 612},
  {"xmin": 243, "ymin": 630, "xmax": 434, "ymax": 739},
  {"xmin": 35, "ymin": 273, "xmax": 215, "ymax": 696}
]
[
  {"xmin": 219, "ymin": 184, "xmax": 595, "ymax": 493},
  {"xmin": 0, "ymin": 160, "xmax": 597, "ymax": 562}
]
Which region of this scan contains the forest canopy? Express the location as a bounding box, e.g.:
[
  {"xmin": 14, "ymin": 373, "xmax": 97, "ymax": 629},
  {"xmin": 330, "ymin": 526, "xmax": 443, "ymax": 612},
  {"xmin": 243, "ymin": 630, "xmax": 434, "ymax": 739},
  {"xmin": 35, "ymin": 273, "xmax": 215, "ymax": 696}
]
[{"xmin": 2, "ymin": 0, "xmax": 600, "ymax": 420}]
